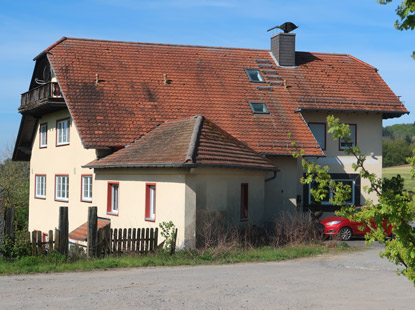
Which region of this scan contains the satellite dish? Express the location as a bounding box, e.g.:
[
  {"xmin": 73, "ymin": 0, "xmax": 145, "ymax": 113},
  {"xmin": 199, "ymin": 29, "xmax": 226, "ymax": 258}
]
[{"xmin": 267, "ymin": 22, "xmax": 298, "ymax": 33}]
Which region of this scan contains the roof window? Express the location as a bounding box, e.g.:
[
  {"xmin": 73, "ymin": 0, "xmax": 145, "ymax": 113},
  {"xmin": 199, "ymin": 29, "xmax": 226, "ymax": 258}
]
[
  {"xmin": 245, "ymin": 69, "xmax": 265, "ymax": 83},
  {"xmin": 249, "ymin": 102, "xmax": 269, "ymax": 114}
]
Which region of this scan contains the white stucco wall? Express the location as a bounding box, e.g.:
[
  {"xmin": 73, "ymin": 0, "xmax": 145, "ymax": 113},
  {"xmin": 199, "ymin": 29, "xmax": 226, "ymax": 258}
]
[{"xmin": 29, "ymin": 110, "xmax": 96, "ymax": 232}]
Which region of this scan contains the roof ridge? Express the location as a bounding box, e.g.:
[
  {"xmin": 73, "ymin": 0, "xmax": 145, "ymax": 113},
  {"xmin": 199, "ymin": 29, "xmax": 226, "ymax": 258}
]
[
  {"xmin": 46, "ymin": 36, "xmax": 269, "ymax": 52},
  {"xmin": 185, "ymin": 115, "xmax": 204, "ymax": 163}
]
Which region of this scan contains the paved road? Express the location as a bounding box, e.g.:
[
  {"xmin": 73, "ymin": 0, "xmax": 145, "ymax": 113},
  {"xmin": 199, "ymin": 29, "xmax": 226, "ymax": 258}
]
[{"xmin": 0, "ymin": 241, "xmax": 414, "ymax": 310}]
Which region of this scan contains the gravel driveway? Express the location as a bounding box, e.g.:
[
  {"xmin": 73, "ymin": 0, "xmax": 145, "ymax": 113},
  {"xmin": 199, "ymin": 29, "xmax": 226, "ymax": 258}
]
[{"xmin": 0, "ymin": 241, "xmax": 414, "ymax": 310}]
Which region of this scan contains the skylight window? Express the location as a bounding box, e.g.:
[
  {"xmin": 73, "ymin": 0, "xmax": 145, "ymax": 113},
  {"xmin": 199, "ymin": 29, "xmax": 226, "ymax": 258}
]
[
  {"xmin": 245, "ymin": 69, "xmax": 265, "ymax": 83},
  {"xmin": 249, "ymin": 102, "xmax": 269, "ymax": 114}
]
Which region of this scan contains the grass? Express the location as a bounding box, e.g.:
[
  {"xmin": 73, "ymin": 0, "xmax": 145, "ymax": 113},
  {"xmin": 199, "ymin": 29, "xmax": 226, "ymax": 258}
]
[
  {"xmin": 0, "ymin": 243, "xmax": 351, "ymax": 275},
  {"xmin": 383, "ymin": 164, "xmax": 415, "ymax": 191}
]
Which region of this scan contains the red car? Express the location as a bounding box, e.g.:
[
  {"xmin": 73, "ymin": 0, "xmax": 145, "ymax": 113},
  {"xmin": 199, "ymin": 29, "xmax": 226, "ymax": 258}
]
[{"xmin": 320, "ymin": 215, "xmax": 393, "ymax": 241}]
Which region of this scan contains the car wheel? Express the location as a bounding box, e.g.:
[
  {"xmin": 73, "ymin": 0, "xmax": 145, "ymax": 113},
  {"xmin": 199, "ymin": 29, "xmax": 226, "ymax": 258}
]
[{"xmin": 339, "ymin": 227, "xmax": 352, "ymax": 241}]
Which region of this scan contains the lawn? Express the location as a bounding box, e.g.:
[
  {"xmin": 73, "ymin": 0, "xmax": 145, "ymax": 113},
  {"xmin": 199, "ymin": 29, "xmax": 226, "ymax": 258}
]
[
  {"xmin": 383, "ymin": 164, "xmax": 415, "ymax": 191},
  {"xmin": 0, "ymin": 243, "xmax": 351, "ymax": 275}
]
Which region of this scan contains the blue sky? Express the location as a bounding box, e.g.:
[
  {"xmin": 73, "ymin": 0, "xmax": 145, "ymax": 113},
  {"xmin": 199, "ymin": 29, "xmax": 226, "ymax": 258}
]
[{"xmin": 1, "ymin": 0, "xmax": 414, "ymax": 156}]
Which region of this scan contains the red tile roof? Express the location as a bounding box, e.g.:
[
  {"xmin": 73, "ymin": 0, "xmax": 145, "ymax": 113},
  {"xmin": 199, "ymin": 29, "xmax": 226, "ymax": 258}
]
[
  {"xmin": 85, "ymin": 115, "xmax": 278, "ymax": 171},
  {"xmin": 69, "ymin": 218, "xmax": 110, "ymax": 241},
  {"xmin": 44, "ymin": 37, "xmax": 407, "ymax": 156}
]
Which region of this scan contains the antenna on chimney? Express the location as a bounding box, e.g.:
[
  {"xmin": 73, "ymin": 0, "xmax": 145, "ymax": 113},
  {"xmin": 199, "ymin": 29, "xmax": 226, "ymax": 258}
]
[{"xmin": 267, "ymin": 22, "xmax": 298, "ymax": 33}]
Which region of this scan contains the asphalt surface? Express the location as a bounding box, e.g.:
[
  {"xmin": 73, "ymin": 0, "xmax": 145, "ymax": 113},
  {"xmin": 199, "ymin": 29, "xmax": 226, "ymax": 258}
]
[{"xmin": 0, "ymin": 240, "xmax": 414, "ymax": 310}]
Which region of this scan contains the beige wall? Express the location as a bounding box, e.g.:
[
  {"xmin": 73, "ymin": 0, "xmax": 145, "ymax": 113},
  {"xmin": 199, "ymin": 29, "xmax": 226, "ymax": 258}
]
[
  {"xmin": 29, "ymin": 109, "xmax": 96, "ymax": 232},
  {"xmin": 93, "ymin": 168, "xmax": 188, "ymax": 247},
  {"xmin": 301, "ymin": 111, "xmax": 383, "ymax": 206},
  {"xmin": 265, "ymin": 156, "xmax": 300, "ymax": 220},
  {"xmin": 92, "ymin": 167, "xmax": 267, "ymax": 248}
]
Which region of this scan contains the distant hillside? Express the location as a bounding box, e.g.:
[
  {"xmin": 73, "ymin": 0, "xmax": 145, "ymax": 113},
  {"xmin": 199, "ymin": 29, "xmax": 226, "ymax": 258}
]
[{"xmin": 383, "ymin": 123, "xmax": 415, "ymax": 167}]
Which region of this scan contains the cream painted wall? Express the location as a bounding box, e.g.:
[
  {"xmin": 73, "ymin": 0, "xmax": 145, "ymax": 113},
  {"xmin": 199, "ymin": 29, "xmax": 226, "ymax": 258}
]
[
  {"xmin": 301, "ymin": 111, "xmax": 383, "ymax": 206},
  {"xmin": 264, "ymin": 156, "xmax": 300, "ymax": 220},
  {"xmin": 93, "ymin": 168, "xmax": 188, "ymax": 247},
  {"xmin": 29, "ymin": 110, "xmax": 96, "ymax": 233},
  {"xmin": 186, "ymin": 168, "xmax": 267, "ymax": 226}
]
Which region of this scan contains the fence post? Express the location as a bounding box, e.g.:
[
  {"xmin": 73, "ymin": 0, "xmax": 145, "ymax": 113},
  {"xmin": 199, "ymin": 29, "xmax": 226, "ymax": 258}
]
[
  {"xmin": 87, "ymin": 206, "xmax": 98, "ymax": 259},
  {"xmin": 4, "ymin": 207, "xmax": 15, "ymax": 239},
  {"xmin": 58, "ymin": 206, "xmax": 68, "ymax": 256}
]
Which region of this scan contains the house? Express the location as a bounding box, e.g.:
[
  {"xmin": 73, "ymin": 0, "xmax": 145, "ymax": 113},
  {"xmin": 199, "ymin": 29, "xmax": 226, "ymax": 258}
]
[{"xmin": 13, "ymin": 25, "xmax": 408, "ymax": 247}]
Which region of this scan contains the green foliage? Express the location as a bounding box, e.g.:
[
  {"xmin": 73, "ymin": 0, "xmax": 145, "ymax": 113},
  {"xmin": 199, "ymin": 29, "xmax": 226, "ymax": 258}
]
[
  {"xmin": 378, "ymin": 0, "xmax": 415, "ymax": 58},
  {"xmin": 296, "ymin": 115, "xmax": 415, "ymax": 285},
  {"xmin": 383, "ymin": 139, "xmax": 414, "ymax": 167},
  {"xmin": 159, "ymin": 221, "xmax": 176, "ymax": 251},
  {"xmin": 0, "ymin": 231, "xmax": 31, "ymax": 258},
  {"xmin": 0, "ymin": 158, "xmax": 30, "ymax": 230}
]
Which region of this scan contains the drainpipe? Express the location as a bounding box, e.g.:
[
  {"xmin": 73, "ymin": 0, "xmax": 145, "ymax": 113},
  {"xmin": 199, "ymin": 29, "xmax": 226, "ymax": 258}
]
[{"xmin": 265, "ymin": 170, "xmax": 278, "ymax": 182}]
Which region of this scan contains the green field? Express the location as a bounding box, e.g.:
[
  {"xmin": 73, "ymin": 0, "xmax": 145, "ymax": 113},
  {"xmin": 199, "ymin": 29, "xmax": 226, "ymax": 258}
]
[{"xmin": 383, "ymin": 165, "xmax": 415, "ymax": 191}]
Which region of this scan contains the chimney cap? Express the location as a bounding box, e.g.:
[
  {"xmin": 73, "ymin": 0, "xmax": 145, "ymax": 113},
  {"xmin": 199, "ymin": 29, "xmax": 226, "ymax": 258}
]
[{"xmin": 267, "ymin": 22, "xmax": 298, "ymax": 34}]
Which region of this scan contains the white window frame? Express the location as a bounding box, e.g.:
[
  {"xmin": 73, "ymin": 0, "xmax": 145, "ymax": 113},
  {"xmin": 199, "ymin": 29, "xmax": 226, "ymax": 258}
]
[
  {"xmin": 56, "ymin": 119, "xmax": 70, "ymax": 146},
  {"xmin": 145, "ymin": 184, "xmax": 156, "ymax": 221},
  {"xmin": 55, "ymin": 175, "xmax": 69, "ymax": 202},
  {"xmin": 308, "ymin": 179, "xmax": 355, "ymax": 205},
  {"xmin": 81, "ymin": 175, "xmax": 93, "ymax": 202},
  {"xmin": 35, "ymin": 175, "xmax": 46, "ymax": 199},
  {"xmin": 110, "ymin": 183, "xmax": 119, "ymax": 214},
  {"xmin": 39, "ymin": 123, "xmax": 47, "ymax": 148}
]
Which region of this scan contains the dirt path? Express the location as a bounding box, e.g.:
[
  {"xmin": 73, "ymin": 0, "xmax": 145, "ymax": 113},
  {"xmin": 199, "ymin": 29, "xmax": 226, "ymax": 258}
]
[{"xmin": 0, "ymin": 243, "xmax": 414, "ymax": 309}]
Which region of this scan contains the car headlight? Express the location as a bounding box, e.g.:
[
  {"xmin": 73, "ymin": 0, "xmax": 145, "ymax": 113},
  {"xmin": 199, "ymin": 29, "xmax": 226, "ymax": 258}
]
[{"xmin": 326, "ymin": 220, "xmax": 342, "ymax": 226}]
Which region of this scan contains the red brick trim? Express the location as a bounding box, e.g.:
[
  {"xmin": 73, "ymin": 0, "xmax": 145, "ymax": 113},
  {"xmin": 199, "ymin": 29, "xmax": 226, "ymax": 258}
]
[
  {"xmin": 54, "ymin": 174, "xmax": 69, "ymax": 202},
  {"xmin": 39, "ymin": 123, "xmax": 48, "ymax": 149},
  {"xmin": 145, "ymin": 183, "xmax": 156, "ymax": 222},
  {"xmin": 56, "ymin": 117, "xmax": 70, "ymax": 147},
  {"xmin": 107, "ymin": 182, "xmax": 119, "ymax": 216},
  {"xmin": 80, "ymin": 174, "xmax": 93, "ymax": 203},
  {"xmin": 34, "ymin": 174, "xmax": 46, "ymax": 200}
]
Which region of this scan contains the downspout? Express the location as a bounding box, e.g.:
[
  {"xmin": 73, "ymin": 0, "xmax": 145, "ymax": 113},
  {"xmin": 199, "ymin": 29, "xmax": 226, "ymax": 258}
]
[{"xmin": 265, "ymin": 170, "xmax": 278, "ymax": 182}]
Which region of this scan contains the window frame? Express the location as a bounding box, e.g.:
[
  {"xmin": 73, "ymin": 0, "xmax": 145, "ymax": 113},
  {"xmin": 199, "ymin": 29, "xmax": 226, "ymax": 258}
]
[
  {"xmin": 145, "ymin": 183, "xmax": 156, "ymax": 222},
  {"xmin": 35, "ymin": 174, "xmax": 46, "ymax": 199},
  {"xmin": 308, "ymin": 179, "xmax": 355, "ymax": 206},
  {"xmin": 81, "ymin": 175, "xmax": 93, "ymax": 203},
  {"xmin": 240, "ymin": 183, "xmax": 249, "ymax": 222},
  {"xmin": 248, "ymin": 102, "xmax": 269, "ymax": 114},
  {"xmin": 244, "ymin": 69, "xmax": 265, "ymax": 83},
  {"xmin": 55, "ymin": 174, "xmax": 69, "ymax": 202},
  {"xmin": 56, "ymin": 118, "xmax": 70, "ymax": 147},
  {"xmin": 308, "ymin": 122, "xmax": 326, "ymax": 151},
  {"xmin": 107, "ymin": 182, "xmax": 119, "ymax": 216},
  {"xmin": 39, "ymin": 123, "xmax": 48, "ymax": 148},
  {"xmin": 339, "ymin": 124, "xmax": 357, "ymax": 151}
]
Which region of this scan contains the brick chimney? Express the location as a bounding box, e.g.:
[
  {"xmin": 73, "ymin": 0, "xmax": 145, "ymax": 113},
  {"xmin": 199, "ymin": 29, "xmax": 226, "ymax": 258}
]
[{"xmin": 271, "ymin": 32, "xmax": 296, "ymax": 67}]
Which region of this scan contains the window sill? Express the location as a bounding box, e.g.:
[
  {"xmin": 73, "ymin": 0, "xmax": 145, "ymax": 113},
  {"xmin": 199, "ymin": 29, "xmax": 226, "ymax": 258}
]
[
  {"xmin": 81, "ymin": 199, "xmax": 92, "ymax": 203},
  {"xmin": 56, "ymin": 143, "xmax": 70, "ymax": 147},
  {"xmin": 145, "ymin": 217, "xmax": 155, "ymax": 222},
  {"xmin": 35, "ymin": 196, "xmax": 46, "ymax": 200},
  {"xmin": 55, "ymin": 198, "xmax": 69, "ymax": 202},
  {"xmin": 107, "ymin": 212, "xmax": 118, "ymax": 217}
]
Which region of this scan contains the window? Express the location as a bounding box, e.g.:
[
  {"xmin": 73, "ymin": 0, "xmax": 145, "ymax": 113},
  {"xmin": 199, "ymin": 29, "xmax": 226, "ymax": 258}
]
[
  {"xmin": 55, "ymin": 175, "xmax": 69, "ymax": 202},
  {"xmin": 56, "ymin": 118, "xmax": 70, "ymax": 146},
  {"xmin": 35, "ymin": 175, "xmax": 46, "ymax": 199},
  {"xmin": 81, "ymin": 175, "xmax": 92, "ymax": 202},
  {"xmin": 107, "ymin": 182, "xmax": 119, "ymax": 215},
  {"xmin": 145, "ymin": 184, "xmax": 156, "ymax": 221},
  {"xmin": 240, "ymin": 183, "xmax": 248, "ymax": 221},
  {"xmin": 245, "ymin": 69, "xmax": 265, "ymax": 83},
  {"xmin": 308, "ymin": 123, "xmax": 326, "ymax": 150},
  {"xmin": 306, "ymin": 174, "xmax": 360, "ymax": 207},
  {"xmin": 39, "ymin": 123, "xmax": 47, "ymax": 148},
  {"xmin": 339, "ymin": 124, "xmax": 356, "ymax": 150},
  {"xmin": 249, "ymin": 102, "xmax": 269, "ymax": 114}
]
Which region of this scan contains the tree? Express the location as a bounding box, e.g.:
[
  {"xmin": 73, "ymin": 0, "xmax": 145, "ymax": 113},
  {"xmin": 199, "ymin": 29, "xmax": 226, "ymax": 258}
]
[
  {"xmin": 294, "ymin": 116, "xmax": 415, "ymax": 285},
  {"xmin": 378, "ymin": 0, "xmax": 415, "ymax": 59}
]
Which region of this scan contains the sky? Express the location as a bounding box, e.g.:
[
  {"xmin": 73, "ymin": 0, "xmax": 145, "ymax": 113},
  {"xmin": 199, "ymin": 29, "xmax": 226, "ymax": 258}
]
[{"xmin": 0, "ymin": 0, "xmax": 414, "ymax": 157}]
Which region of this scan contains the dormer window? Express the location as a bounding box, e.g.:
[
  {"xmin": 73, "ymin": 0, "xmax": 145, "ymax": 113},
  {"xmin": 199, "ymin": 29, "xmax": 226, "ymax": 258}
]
[
  {"xmin": 249, "ymin": 102, "xmax": 269, "ymax": 114},
  {"xmin": 245, "ymin": 69, "xmax": 265, "ymax": 83}
]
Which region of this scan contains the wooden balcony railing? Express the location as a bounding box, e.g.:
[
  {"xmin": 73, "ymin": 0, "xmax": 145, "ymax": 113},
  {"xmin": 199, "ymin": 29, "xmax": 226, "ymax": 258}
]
[{"xmin": 20, "ymin": 82, "xmax": 63, "ymax": 111}]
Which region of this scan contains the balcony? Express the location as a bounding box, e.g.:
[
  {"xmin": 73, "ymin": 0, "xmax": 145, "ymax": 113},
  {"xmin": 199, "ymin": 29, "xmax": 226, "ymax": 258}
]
[{"xmin": 19, "ymin": 82, "xmax": 66, "ymax": 116}]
